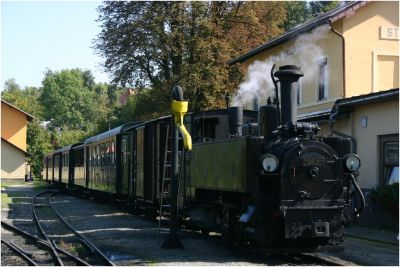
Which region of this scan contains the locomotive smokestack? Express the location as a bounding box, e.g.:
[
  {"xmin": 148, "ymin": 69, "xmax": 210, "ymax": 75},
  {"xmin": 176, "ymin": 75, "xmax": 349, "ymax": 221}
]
[
  {"xmin": 228, "ymin": 106, "xmax": 243, "ymax": 136},
  {"xmin": 274, "ymin": 65, "xmax": 304, "ymax": 125}
]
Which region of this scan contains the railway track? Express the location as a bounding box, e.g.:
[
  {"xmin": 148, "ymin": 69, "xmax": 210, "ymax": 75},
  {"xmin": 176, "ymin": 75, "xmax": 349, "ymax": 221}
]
[
  {"xmin": 30, "ymin": 190, "xmax": 115, "ymax": 266},
  {"xmin": 2, "ymin": 190, "xmax": 113, "ymax": 266},
  {"xmin": 270, "ymin": 252, "xmax": 346, "ymax": 266},
  {"xmin": 1, "ymin": 220, "xmax": 89, "ymax": 266}
]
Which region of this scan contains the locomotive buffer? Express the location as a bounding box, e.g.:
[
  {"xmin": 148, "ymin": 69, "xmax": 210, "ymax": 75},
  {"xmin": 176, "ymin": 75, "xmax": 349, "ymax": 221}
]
[{"xmin": 161, "ymin": 85, "xmax": 192, "ymax": 249}]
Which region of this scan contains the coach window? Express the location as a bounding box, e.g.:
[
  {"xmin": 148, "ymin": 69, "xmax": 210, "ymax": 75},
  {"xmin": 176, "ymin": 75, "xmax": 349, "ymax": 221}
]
[
  {"xmin": 89, "ymin": 148, "xmax": 92, "ymax": 166},
  {"xmin": 111, "ymin": 141, "xmax": 115, "ymax": 165},
  {"xmin": 105, "ymin": 142, "xmax": 109, "ymax": 165},
  {"xmin": 94, "ymin": 146, "xmax": 97, "ymax": 166},
  {"xmin": 91, "ymin": 147, "xmax": 94, "ymax": 166},
  {"xmin": 317, "ymin": 57, "xmax": 328, "ymax": 101},
  {"xmin": 95, "ymin": 145, "xmax": 100, "ymax": 166},
  {"xmin": 101, "ymin": 143, "xmax": 106, "ymax": 166}
]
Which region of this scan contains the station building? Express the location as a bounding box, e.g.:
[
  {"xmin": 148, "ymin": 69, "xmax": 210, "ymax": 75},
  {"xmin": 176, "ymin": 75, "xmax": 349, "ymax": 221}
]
[
  {"xmin": 1, "ymin": 100, "xmax": 33, "ymax": 180},
  {"xmin": 229, "ymin": 1, "xmax": 399, "ymax": 190}
]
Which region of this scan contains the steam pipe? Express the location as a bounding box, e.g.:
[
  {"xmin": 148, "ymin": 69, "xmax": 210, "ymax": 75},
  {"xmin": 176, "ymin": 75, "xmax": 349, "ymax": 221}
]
[
  {"xmin": 329, "ymin": 19, "xmax": 346, "ymax": 98},
  {"xmin": 349, "ymin": 173, "xmax": 365, "ymax": 218},
  {"xmin": 270, "ymin": 64, "xmax": 281, "ymax": 124}
]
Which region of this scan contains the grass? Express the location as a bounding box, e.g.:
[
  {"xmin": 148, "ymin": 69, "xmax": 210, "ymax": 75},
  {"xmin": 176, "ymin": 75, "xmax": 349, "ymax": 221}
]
[
  {"xmin": 1, "ymin": 180, "xmax": 25, "ymax": 189},
  {"xmin": 1, "ymin": 178, "xmax": 49, "ymax": 208}
]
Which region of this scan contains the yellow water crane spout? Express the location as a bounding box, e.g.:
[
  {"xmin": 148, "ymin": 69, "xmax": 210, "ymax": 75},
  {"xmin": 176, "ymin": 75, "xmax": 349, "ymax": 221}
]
[{"xmin": 171, "ymin": 99, "xmax": 192, "ymax": 151}]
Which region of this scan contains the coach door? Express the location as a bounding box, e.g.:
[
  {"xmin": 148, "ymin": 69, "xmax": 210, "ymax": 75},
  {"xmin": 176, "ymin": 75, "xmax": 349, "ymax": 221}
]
[{"xmin": 135, "ymin": 126, "xmax": 145, "ymax": 199}]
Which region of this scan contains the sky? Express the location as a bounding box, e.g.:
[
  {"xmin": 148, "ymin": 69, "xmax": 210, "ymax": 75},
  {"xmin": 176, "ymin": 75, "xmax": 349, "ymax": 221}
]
[{"xmin": 1, "ymin": 0, "xmax": 110, "ymax": 90}]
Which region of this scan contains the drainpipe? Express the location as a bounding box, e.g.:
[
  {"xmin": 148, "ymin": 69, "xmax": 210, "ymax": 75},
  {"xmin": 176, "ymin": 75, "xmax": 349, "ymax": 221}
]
[{"xmin": 329, "ymin": 19, "xmax": 346, "ymax": 98}]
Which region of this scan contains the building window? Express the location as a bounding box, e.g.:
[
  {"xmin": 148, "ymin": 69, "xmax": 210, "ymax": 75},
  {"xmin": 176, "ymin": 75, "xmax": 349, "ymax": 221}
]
[
  {"xmin": 318, "ymin": 57, "xmax": 328, "ymax": 101},
  {"xmin": 379, "ymin": 134, "xmax": 399, "ymax": 185}
]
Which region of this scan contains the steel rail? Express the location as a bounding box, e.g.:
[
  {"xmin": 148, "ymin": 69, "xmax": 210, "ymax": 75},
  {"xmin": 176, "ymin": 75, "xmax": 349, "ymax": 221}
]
[
  {"xmin": 1, "ymin": 221, "xmax": 90, "ymax": 266},
  {"xmin": 48, "ymin": 191, "xmax": 115, "ymax": 266},
  {"xmin": 32, "ymin": 191, "xmax": 65, "ymax": 266},
  {"xmin": 1, "ymin": 239, "xmax": 39, "ymax": 266},
  {"xmin": 271, "ymin": 253, "xmax": 344, "ymax": 266}
]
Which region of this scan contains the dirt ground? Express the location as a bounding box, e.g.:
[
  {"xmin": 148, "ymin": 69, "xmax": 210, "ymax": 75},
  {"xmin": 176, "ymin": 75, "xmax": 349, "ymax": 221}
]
[{"xmin": 1, "ymin": 181, "xmax": 398, "ymax": 266}]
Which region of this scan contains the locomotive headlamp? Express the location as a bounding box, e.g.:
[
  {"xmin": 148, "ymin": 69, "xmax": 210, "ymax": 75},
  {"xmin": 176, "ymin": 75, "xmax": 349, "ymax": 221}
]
[
  {"xmin": 343, "ymin": 154, "xmax": 361, "ymax": 172},
  {"xmin": 261, "ymin": 154, "xmax": 279, "ymax": 172}
]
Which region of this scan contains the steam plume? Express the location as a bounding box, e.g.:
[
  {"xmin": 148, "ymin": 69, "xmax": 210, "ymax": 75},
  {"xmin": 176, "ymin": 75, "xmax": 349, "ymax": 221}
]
[{"xmin": 232, "ymin": 25, "xmax": 329, "ymax": 108}]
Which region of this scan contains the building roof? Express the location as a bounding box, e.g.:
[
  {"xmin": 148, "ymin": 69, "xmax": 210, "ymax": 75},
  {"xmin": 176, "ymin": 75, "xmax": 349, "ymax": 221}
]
[
  {"xmin": 1, "ymin": 138, "xmax": 30, "ymax": 156},
  {"xmin": 298, "ymin": 109, "xmax": 332, "ymax": 122},
  {"xmin": 228, "ymin": 1, "xmax": 368, "ymax": 65},
  {"xmin": 332, "ymin": 88, "xmax": 399, "ymax": 115},
  {"xmin": 1, "ymin": 100, "xmax": 34, "ymax": 122}
]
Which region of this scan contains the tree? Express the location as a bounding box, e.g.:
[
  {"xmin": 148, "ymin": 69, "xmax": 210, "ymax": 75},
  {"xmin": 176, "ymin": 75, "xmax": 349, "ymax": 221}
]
[
  {"xmin": 40, "ymin": 69, "xmax": 99, "ymax": 132},
  {"xmin": 95, "ymin": 1, "xmax": 286, "ymax": 115},
  {"xmin": 282, "ymin": 1, "xmax": 311, "ymax": 31},
  {"xmin": 309, "ymin": 1, "xmax": 340, "ymax": 17},
  {"xmin": 2, "ymin": 80, "xmax": 43, "ymax": 118},
  {"xmin": 27, "ymin": 119, "xmax": 53, "ymax": 178}
]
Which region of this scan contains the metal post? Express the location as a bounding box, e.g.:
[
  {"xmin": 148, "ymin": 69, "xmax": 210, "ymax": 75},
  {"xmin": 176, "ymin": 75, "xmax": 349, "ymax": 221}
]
[{"xmin": 162, "ymin": 86, "xmax": 184, "ymax": 249}]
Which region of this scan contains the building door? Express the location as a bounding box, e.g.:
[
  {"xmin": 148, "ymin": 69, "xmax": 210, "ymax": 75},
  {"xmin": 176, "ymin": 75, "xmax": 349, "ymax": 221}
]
[{"xmin": 379, "ymin": 134, "xmax": 399, "ymax": 185}]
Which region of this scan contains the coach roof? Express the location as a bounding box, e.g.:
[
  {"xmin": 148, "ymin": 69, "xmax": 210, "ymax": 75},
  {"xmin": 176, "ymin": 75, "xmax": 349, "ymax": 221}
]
[{"xmin": 84, "ymin": 121, "xmax": 142, "ymax": 145}]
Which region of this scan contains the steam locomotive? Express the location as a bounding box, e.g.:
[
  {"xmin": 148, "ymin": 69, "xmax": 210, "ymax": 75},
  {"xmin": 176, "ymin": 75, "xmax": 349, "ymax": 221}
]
[{"xmin": 42, "ymin": 65, "xmax": 364, "ymax": 253}]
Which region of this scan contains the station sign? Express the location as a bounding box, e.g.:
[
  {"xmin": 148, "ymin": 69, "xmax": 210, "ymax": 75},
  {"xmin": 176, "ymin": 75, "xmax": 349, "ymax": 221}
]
[{"xmin": 380, "ymin": 26, "xmax": 399, "ymax": 40}]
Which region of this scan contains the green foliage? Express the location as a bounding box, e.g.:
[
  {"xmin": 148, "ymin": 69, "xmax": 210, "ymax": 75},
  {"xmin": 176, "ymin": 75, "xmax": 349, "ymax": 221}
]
[
  {"xmin": 370, "ymin": 183, "xmax": 399, "ymax": 217},
  {"xmin": 40, "ymin": 69, "xmax": 98, "ymax": 132},
  {"xmin": 282, "ymin": 1, "xmax": 340, "ymax": 31},
  {"xmin": 309, "ymin": 1, "xmax": 340, "ymax": 16},
  {"xmin": 282, "ymin": 1, "xmax": 311, "ymax": 31},
  {"xmin": 2, "ymin": 69, "xmax": 120, "ymax": 178},
  {"xmin": 53, "ymin": 129, "xmax": 88, "ymax": 148},
  {"xmin": 2, "ymin": 79, "xmax": 43, "ymax": 118},
  {"xmin": 27, "ymin": 119, "xmax": 53, "ymax": 178}
]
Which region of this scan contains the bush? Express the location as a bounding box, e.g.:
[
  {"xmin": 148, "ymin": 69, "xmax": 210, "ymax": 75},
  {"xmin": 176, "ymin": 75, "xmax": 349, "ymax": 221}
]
[{"xmin": 370, "ymin": 183, "xmax": 399, "ymax": 217}]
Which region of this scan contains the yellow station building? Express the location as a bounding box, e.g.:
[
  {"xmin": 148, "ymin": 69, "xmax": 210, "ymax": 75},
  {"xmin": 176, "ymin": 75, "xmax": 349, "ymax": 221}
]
[
  {"xmin": 230, "ymin": 1, "xmax": 399, "ymax": 189},
  {"xmin": 1, "ymin": 100, "xmax": 33, "ymax": 180}
]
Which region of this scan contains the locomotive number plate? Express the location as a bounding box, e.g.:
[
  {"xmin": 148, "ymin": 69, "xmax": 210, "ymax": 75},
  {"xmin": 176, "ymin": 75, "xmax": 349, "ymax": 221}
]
[{"xmin": 302, "ymin": 158, "xmax": 326, "ymax": 167}]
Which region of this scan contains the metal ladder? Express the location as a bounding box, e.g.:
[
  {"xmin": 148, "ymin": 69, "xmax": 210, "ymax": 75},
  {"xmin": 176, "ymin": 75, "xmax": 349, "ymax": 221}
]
[{"xmin": 158, "ymin": 124, "xmax": 184, "ymax": 242}]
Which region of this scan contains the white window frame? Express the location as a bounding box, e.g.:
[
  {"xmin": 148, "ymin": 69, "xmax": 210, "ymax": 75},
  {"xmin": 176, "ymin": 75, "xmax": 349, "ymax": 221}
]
[
  {"xmin": 372, "ymin": 50, "xmax": 399, "ymax": 92},
  {"xmin": 317, "ymin": 57, "xmax": 328, "ymax": 101}
]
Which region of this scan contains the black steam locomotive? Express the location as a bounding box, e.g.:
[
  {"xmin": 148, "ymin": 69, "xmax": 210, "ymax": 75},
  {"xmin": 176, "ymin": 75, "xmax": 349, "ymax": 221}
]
[{"xmin": 42, "ymin": 65, "xmax": 364, "ymax": 253}]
